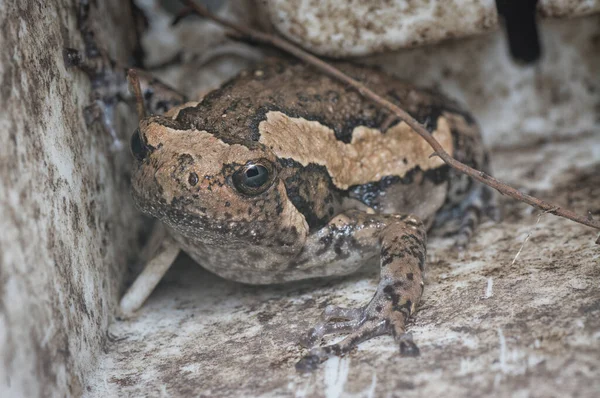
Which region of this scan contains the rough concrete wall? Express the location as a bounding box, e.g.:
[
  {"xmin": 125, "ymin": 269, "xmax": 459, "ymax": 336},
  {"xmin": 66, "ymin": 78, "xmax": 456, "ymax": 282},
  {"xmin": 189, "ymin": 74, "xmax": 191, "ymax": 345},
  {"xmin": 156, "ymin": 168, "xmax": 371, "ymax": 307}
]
[
  {"xmin": 0, "ymin": 1, "xmax": 142, "ymax": 396},
  {"xmin": 261, "ymin": 0, "xmax": 600, "ymax": 57},
  {"xmin": 2, "ymin": 0, "xmax": 598, "ymax": 396},
  {"xmin": 134, "ymin": 0, "xmax": 264, "ymax": 100},
  {"xmin": 364, "ymin": 15, "xmax": 600, "ymax": 148}
]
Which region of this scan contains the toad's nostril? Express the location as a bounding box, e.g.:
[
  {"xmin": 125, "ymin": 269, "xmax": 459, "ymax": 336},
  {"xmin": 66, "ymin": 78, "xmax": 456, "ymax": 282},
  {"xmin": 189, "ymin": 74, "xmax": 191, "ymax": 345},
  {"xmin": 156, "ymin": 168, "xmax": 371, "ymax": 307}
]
[{"xmin": 130, "ymin": 128, "xmax": 148, "ymax": 161}]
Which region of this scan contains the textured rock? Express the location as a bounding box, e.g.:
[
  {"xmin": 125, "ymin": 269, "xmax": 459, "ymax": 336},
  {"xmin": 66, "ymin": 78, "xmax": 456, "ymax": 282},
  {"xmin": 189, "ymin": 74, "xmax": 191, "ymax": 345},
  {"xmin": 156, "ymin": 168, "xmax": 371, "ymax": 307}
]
[
  {"xmin": 0, "ymin": 1, "xmax": 142, "ymax": 396},
  {"xmin": 261, "ymin": 0, "xmax": 498, "ymax": 57},
  {"xmin": 3, "ymin": 1, "xmax": 598, "ymax": 396},
  {"xmin": 259, "ymin": 0, "xmax": 600, "ymax": 57},
  {"xmin": 539, "ymin": 0, "xmax": 600, "ymax": 17},
  {"xmin": 363, "ymin": 15, "xmax": 600, "ymax": 148},
  {"xmin": 135, "ymin": 0, "xmax": 263, "ymax": 101}
]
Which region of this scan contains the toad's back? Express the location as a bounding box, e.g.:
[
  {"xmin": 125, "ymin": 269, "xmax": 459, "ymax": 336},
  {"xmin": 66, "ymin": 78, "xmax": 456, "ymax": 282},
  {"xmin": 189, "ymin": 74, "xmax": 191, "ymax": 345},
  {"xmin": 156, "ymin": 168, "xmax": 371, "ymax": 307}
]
[
  {"xmin": 167, "ymin": 60, "xmax": 486, "ymax": 228},
  {"xmin": 173, "ymin": 60, "xmax": 480, "ymax": 153}
]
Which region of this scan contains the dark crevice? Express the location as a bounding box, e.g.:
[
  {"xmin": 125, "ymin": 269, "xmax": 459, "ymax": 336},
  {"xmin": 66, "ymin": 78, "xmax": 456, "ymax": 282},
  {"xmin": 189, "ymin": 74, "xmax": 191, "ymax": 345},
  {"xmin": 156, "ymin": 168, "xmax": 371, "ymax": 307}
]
[{"xmin": 496, "ymin": 0, "xmax": 542, "ymax": 64}]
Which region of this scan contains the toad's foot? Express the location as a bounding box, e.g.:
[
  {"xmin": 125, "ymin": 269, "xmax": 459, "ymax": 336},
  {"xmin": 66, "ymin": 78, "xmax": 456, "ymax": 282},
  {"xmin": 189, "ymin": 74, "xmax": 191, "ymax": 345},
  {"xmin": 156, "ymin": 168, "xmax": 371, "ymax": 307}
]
[
  {"xmin": 295, "ymin": 215, "xmax": 426, "ymax": 372},
  {"xmin": 296, "ymin": 297, "xmax": 420, "ymax": 372}
]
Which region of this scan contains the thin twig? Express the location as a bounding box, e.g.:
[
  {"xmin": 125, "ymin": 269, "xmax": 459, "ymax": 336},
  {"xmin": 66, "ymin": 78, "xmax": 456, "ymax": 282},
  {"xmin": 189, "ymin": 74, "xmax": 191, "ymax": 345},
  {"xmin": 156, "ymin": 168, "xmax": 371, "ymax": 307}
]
[
  {"xmin": 127, "ymin": 68, "xmax": 146, "ymax": 120},
  {"xmin": 181, "ymin": 0, "xmax": 600, "ymax": 233}
]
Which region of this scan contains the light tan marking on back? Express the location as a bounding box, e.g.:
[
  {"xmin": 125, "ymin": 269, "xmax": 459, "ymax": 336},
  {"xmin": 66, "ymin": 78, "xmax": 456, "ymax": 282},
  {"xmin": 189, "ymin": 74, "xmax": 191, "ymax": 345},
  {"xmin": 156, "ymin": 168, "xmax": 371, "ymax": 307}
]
[{"xmin": 259, "ymin": 111, "xmax": 454, "ymax": 189}]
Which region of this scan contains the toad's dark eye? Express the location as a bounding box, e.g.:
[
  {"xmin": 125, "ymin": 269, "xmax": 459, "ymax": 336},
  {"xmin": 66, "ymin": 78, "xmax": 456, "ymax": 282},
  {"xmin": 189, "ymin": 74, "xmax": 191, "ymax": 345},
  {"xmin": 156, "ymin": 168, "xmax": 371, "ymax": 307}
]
[
  {"xmin": 232, "ymin": 160, "xmax": 275, "ymax": 196},
  {"xmin": 130, "ymin": 128, "xmax": 148, "ymax": 161}
]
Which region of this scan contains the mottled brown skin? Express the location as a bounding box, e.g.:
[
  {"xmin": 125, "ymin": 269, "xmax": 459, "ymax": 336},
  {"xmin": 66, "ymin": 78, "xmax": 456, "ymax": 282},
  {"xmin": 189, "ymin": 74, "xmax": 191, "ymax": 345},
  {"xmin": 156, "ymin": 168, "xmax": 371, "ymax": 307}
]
[{"xmin": 129, "ymin": 59, "xmax": 495, "ymax": 369}]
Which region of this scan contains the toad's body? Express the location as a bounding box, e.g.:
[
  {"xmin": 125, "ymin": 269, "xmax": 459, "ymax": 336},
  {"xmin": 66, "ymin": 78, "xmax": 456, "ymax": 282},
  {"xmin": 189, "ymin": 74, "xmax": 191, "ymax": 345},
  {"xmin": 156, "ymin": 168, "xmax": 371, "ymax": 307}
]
[{"xmin": 124, "ymin": 60, "xmax": 495, "ymax": 369}]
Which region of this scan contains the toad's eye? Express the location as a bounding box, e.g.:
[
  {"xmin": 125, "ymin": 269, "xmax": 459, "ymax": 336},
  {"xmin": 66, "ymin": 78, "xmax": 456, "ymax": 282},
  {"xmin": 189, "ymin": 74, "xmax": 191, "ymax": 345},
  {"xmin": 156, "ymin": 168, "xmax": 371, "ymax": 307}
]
[
  {"xmin": 130, "ymin": 128, "xmax": 148, "ymax": 161},
  {"xmin": 232, "ymin": 160, "xmax": 275, "ymax": 196}
]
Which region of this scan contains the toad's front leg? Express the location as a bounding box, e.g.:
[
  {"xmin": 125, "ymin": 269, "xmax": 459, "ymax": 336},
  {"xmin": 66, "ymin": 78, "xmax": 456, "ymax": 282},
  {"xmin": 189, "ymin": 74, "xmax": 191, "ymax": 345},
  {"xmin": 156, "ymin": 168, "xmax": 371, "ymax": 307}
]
[{"xmin": 294, "ymin": 211, "xmax": 426, "ymax": 371}]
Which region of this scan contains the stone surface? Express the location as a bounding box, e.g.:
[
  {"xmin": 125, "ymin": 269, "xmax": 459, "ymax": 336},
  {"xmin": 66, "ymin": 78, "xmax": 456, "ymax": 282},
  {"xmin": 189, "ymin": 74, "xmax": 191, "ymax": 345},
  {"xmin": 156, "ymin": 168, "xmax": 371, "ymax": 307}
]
[
  {"xmin": 0, "ymin": 1, "xmax": 142, "ymax": 396},
  {"xmin": 539, "ymin": 0, "xmax": 600, "ymax": 17},
  {"xmin": 135, "ymin": 0, "xmax": 263, "ymax": 101},
  {"xmin": 259, "ymin": 0, "xmax": 600, "ymax": 57},
  {"xmin": 3, "ymin": 1, "xmax": 599, "ymax": 397},
  {"xmin": 261, "ymin": 0, "xmax": 498, "ymax": 57},
  {"xmin": 86, "ymin": 132, "xmax": 600, "ymax": 397},
  {"xmin": 364, "ymin": 15, "xmax": 600, "ymax": 148}
]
